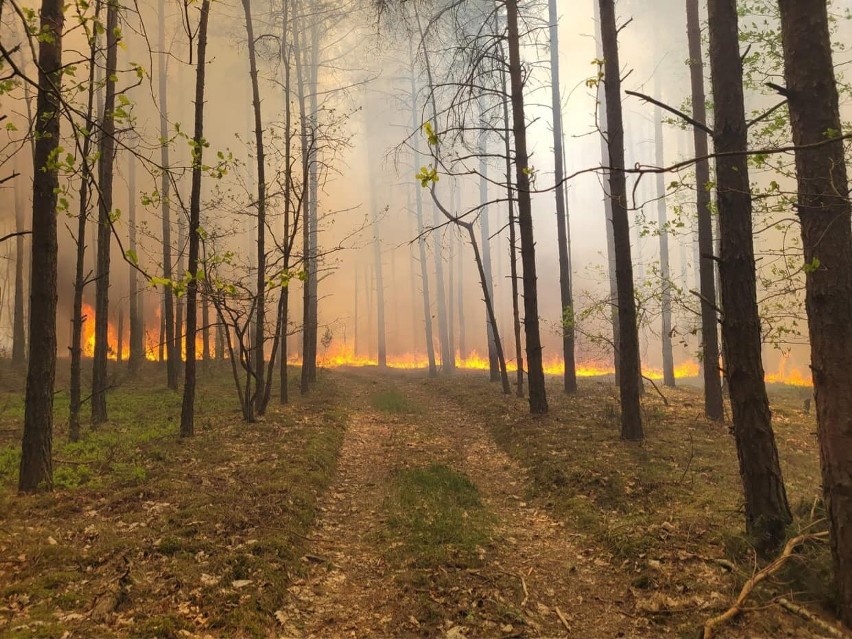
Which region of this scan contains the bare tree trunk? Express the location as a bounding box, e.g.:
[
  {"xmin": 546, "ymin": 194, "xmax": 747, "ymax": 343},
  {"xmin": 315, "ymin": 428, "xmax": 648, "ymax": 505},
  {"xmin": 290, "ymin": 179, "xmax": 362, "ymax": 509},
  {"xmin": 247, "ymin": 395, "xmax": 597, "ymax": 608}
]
[
  {"xmin": 598, "ymin": 0, "xmax": 642, "ymax": 440},
  {"xmin": 686, "ymin": 0, "xmax": 723, "ymax": 418},
  {"xmin": 367, "ymin": 125, "xmax": 387, "ymax": 369},
  {"xmin": 506, "ymin": 0, "xmax": 546, "ymax": 413},
  {"xmin": 242, "ymin": 0, "xmax": 267, "ymax": 418},
  {"xmin": 447, "ymin": 225, "xmax": 455, "ymax": 363},
  {"xmin": 778, "ymin": 0, "xmax": 852, "ymax": 622},
  {"xmin": 457, "ymin": 215, "xmax": 465, "ymax": 359},
  {"xmin": 158, "ymin": 0, "xmax": 178, "ymax": 389},
  {"xmin": 128, "ymin": 150, "xmax": 144, "ymax": 370},
  {"xmin": 91, "ymin": 0, "xmax": 120, "ymax": 426},
  {"xmin": 19, "ymin": 0, "xmax": 63, "ymax": 492},
  {"xmin": 410, "ymin": 69, "xmax": 437, "ymax": 377},
  {"xmin": 12, "ymin": 157, "xmax": 26, "ymax": 368},
  {"xmin": 180, "ymin": 0, "xmax": 211, "ymax": 438},
  {"xmin": 593, "ymin": 0, "xmax": 619, "ymax": 385},
  {"xmin": 548, "ymin": 0, "xmax": 576, "ymax": 394},
  {"xmin": 431, "ymin": 204, "xmax": 452, "ymax": 371},
  {"xmin": 707, "ymin": 0, "xmax": 791, "ymax": 553},
  {"xmin": 278, "ymin": 0, "xmax": 293, "ymax": 404},
  {"xmin": 654, "ymin": 104, "xmax": 675, "ymax": 388},
  {"xmin": 117, "ymin": 306, "xmax": 124, "ymax": 364},
  {"xmin": 478, "ymin": 115, "xmax": 498, "ymax": 381}
]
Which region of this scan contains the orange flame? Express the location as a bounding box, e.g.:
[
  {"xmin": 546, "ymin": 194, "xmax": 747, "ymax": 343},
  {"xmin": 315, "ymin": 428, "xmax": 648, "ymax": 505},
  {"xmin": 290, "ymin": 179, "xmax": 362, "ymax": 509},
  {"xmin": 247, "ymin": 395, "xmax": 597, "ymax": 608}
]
[{"xmin": 765, "ymin": 354, "xmax": 812, "ymax": 387}]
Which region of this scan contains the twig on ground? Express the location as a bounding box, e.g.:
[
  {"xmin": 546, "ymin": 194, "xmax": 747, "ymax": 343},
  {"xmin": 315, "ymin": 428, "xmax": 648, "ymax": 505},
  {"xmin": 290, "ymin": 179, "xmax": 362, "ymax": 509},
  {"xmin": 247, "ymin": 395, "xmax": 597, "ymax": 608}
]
[
  {"xmin": 555, "ymin": 606, "xmax": 571, "ymax": 632},
  {"xmin": 701, "ymin": 532, "xmax": 829, "ymax": 639},
  {"xmin": 778, "ymin": 597, "xmax": 850, "ymax": 638},
  {"xmin": 520, "ymin": 574, "xmax": 529, "ymax": 607}
]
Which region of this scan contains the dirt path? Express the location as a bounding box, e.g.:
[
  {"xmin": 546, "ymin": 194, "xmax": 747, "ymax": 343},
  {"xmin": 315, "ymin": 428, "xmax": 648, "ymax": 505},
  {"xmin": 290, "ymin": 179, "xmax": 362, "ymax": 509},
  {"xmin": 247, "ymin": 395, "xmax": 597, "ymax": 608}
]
[{"xmin": 282, "ymin": 368, "xmax": 638, "ymax": 638}]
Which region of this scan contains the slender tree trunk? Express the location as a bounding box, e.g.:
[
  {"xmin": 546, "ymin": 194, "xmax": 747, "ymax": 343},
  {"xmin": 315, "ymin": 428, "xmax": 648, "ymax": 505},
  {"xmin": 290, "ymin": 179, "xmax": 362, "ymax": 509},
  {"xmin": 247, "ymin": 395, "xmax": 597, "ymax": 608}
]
[
  {"xmin": 457, "ymin": 215, "xmax": 465, "ymax": 359},
  {"xmin": 548, "ymin": 0, "xmax": 576, "ymax": 394},
  {"xmin": 410, "ymin": 70, "xmax": 437, "ymax": 377},
  {"xmin": 598, "ymin": 0, "xmax": 642, "ymax": 440},
  {"xmin": 12, "ymin": 158, "xmax": 26, "ymax": 368},
  {"xmin": 278, "ymin": 0, "xmax": 293, "ymax": 404},
  {"xmin": 159, "ymin": 0, "xmax": 178, "ymax": 388},
  {"xmin": 707, "ymin": 0, "xmax": 791, "ymax": 553},
  {"xmin": 19, "ymin": 0, "xmax": 63, "ymax": 492},
  {"xmin": 242, "ymin": 0, "xmax": 267, "ymax": 417},
  {"xmin": 69, "ymin": 9, "xmax": 100, "ymax": 442},
  {"xmin": 306, "ymin": 19, "xmax": 319, "ymax": 381},
  {"xmin": 778, "ymin": 0, "xmax": 852, "ymax": 622},
  {"xmin": 478, "ymin": 116, "xmax": 498, "ymax": 380},
  {"xmin": 367, "ymin": 128, "xmax": 387, "ymax": 369},
  {"xmin": 180, "ymin": 0, "xmax": 210, "ymax": 438},
  {"xmin": 506, "ymin": 0, "xmax": 546, "ymax": 413},
  {"xmin": 91, "ymin": 0, "xmax": 120, "ymax": 426},
  {"xmin": 593, "ymin": 0, "xmax": 619, "ymax": 384},
  {"xmin": 117, "ymin": 306, "xmax": 124, "ymax": 363},
  {"xmin": 128, "ymin": 151, "xmax": 144, "ymax": 370},
  {"xmin": 447, "ymin": 226, "xmax": 455, "ymax": 363},
  {"xmin": 654, "ymin": 104, "xmax": 675, "ymax": 388},
  {"xmin": 431, "ymin": 203, "xmax": 452, "ymax": 371},
  {"xmin": 686, "ymin": 0, "xmax": 724, "ymax": 418}
]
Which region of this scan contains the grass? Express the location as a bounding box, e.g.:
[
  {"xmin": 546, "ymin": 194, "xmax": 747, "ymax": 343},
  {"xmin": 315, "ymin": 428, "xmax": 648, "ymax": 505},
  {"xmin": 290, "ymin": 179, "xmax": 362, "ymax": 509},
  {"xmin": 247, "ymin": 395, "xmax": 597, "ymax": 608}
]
[
  {"xmin": 371, "ymin": 388, "xmax": 421, "ymax": 414},
  {"xmin": 382, "ymin": 463, "xmax": 493, "ymax": 568},
  {"xmin": 0, "ymin": 361, "xmax": 347, "ymax": 638},
  {"xmin": 428, "ymin": 372, "xmax": 830, "ymax": 635}
]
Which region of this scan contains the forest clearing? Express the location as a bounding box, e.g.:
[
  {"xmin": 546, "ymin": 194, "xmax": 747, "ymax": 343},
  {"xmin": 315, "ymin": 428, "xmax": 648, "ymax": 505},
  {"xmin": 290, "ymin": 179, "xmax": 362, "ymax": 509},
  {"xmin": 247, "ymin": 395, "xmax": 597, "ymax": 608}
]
[{"xmin": 0, "ymin": 364, "xmax": 836, "ymax": 638}]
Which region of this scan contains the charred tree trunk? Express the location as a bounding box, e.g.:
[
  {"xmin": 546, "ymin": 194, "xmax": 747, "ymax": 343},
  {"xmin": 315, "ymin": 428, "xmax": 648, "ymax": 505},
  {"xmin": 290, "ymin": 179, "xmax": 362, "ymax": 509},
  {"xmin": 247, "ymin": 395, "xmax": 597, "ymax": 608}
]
[
  {"xmin": 778, "ymin": 0, "xmax": 852, "ymax": 622},
  {"xmin": 158, "ymin": 0, "xmax": 178, "ymax": 389},
  {"xmin": 686, "ymin": 0, "xmax": 723, "ymax": 418},
  {"xmin": 598, "ymin": 0, "xmax": 642, "ymax": 440},
  {"xmin": 91, "ymin": 0, "xmax": 120, "ymax": 426},
  {"xmin": 548, "ymin": 0, "xmax": 576, "ymax": 394},
  {"xmin": 506, "ymin": 0, "xmax": 546, "ymax": 413},
  {"xmin": 19, "ymin": 0, "xmax": 63, "ymax": 492},
  {"xmin": 242, "ymin": 0, "xmax": 267, "ymax": 418},
  {"xmin": 707, "ymin": 0, "xmax": 791, "ymax": 553},
  {"xmin": 654, "ymin": 104, "xmax": 675, "ymax": 388},
  {"xmin": 179, "ymin": 0, "xmax": 210, "ymax": 438}
]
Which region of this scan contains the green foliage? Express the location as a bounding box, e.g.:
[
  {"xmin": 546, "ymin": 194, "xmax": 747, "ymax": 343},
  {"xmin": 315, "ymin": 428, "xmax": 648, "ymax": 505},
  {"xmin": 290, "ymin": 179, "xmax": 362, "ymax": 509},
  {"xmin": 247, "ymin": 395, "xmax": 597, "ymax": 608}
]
[
  {"xmin": 415, "ymin": 165, "xmax": 439, "ymax": 188},
  {"xmin": 371, "ymin": 389, "xmax": 421, "ymax": 414},
  {"xmin": 383, "ymin": 464, "xmax": 493, "ymax": 567},
  {"xmin": 422, "ymin": 121, "xmax": 438, "ymax": 146}
]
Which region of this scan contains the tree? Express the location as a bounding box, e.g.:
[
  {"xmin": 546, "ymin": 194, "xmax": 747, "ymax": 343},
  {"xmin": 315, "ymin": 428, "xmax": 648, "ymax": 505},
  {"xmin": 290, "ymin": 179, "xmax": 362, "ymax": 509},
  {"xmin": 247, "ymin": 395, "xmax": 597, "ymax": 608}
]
[
  {"xmin": 19, "ymin": 0, "xmax": 64, "ymax": 492},
  {"xmin": 91, "ymin": 0, "xmax": 120, "ymax": 426},
  {"xmin": 12, "ymin": 156, "xmax": 26, "ymax": 369},
  {"xmin": 506, "ymin": 0, "xmax": 547, "ymax": 413},
  {"xmin": 686, "ymin": 0, "xmax": 724, "ymax": 419},
  {"xmin": 654, "ymin": 103, "xmax": 675, "ymax": 388},
  {"xmin": 707, "ymin": 0, "xmax": 791, "ymax": 552},
  {"xmin": 180, "ymin": 0, "xmax": 211, "ymax": 438},
  {"xmin": 598, "ymin": 0, "xmax": 642, "ymax": 440},
  {"xmin": 548, "ymin": 0, "xmax": 576, "ymax": 394},
  {"xmin": 777, "ymin": 0, "xmax": 852, "ymax": 623},
  {"xmin": 128, "ymin": 150, "xmax": 145, "ymax": 369}
]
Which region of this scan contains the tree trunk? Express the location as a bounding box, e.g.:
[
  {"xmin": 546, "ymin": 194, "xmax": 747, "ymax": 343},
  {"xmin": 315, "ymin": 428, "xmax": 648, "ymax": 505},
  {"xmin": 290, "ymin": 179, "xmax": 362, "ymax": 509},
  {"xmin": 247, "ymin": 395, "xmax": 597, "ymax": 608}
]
[
  {"xmin": 158, "ymin": 0, "xmax": 178, "ymax": 389},
  {"xmin": 431, "ymin": 203, "xmax": 452, "ymax": 371},
  {"xmin": 410, "ymin": 69, "xmax": 438, "ymax": 377},
  {"xmin": 370, "ymin": 173, "xmax": 387, "ymax": 369},
  {"xmin": 598, "ymin": 0, "xmax": 642, "ymax": 440},
  {"xmin": 128, "ymin": 150, "xmax": 144, "ymax": 370},
  {"xmin": 478, "ymin": 117, "xmax": 499, "ymax": 381},
  {"xmin": 242, "ymin": 0, "xmax": 267, "ymax": 418},
  {"xmin": 593, "ymin": 0, "xmax": 619, "ymax": 385},
  {"xmin": 12, "ymin": 157, "xmax": 26, "ymax": 368},
  {"xmin": 180, "ymin": 0, "xmax": 211, "ymax": 438},
  {"xmin": 506, "ymin": 0, "xmax": 546, "ymax": 413},
  {"xmin": 117, "ymin": 306, "xmax": 124, "ymax": 364},
  {"xmin": 654, "ymin": 104, "xmax": 675, "ymax": 388},
  {"xmin": 548, "ymin": 0, "xmax": 576, "ymax": 394},
  {"xmin": 91, "ymin": 0, "xmax": 120, "ymax": 426},
  {"xmin": 686, "ymin": 0, "xmax": 723, "ymax": 418},
  {"xmin": 778, "ymin": 0, "xmax": 852, "ymax": 623},
  {"xmin": 19, "ymin": 0, "xmax": 63, "ymax": 492},
  {"xmin": 707, "ymin": 0, "xmax": 791, "ymax": 553},
  {"xmin": 457, "ymin": 223, "xmax": 465, "ymax": 359}
]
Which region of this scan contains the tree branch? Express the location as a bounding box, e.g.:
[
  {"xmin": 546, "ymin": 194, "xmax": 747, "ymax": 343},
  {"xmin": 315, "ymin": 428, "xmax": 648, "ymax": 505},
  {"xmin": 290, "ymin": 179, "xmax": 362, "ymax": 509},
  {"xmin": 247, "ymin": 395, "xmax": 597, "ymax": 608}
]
[{"xmin": 625, "ymin": 90, "xmax": 714, "ymax": 136}]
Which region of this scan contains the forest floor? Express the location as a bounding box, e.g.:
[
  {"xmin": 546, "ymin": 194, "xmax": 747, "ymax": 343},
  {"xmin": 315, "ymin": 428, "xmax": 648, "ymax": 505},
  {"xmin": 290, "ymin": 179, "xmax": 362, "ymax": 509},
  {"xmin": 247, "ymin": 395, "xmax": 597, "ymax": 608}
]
[{"xmin": 0, "ymin": 363, "xmax": 844, "ymax": 638}]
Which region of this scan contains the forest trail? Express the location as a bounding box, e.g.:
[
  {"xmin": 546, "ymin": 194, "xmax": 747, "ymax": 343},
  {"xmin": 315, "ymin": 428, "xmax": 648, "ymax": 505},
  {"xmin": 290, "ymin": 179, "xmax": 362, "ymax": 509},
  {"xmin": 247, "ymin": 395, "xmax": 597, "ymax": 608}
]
[{"xmin": 281, "ymin": 368, "xmax": 636, "ymax": 638}]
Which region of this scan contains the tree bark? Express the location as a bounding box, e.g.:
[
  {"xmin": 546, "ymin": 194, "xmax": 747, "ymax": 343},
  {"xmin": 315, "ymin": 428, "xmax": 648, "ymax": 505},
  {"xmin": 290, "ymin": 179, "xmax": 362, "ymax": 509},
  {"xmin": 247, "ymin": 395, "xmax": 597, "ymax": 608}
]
[
  {"xmin": 19, "ymin": 0, "xmax": 63, "ymax": 492},
  {"xmin": 91, "ymin": 0, "xmax": 120, "ymax": 426},
  {"xmin": 431, "ymin": 202, "xmax": 453, "ymax": 371},
  {"xmin": 707, "ymin": 0, "xmax": 791, "ymax": 553},
  {"xmin": 778, "ymin": 0, "xmax": 852, "ymax": 624},
  {"xmin": 506, "ymin": 0, "xmax": 546, "ymax": 413},
  {"xmin": 478, "ymin": 113, "xmax": 498, "ymax": 381},
  {"xmin": 180, "ymin": 0, "xmax": 210, "ymax": 438},
  {"xmin": 654, "ymin": 103, "xmax": 675, "ymax": 388},
  {"xmin": 548, "ymin": 0, "xmax": 576, "ymax": 394},
  {"xmin": 12, "ymin": 157, "xmax": 26, "ymax": 368},
  {"xmin": 158, "ymin": 0, "xmax": 178, "ymax": 389},
  {"xmin": 598, "ymin": 0, "xmax": 642, "ymax": 440},
  {"xmin": 686, "ymin": 0, "xmax": 723, "ymax": 418},
  {"xmin": 128, "ymin": 151, "xmax": 144, "ymax": 369}
]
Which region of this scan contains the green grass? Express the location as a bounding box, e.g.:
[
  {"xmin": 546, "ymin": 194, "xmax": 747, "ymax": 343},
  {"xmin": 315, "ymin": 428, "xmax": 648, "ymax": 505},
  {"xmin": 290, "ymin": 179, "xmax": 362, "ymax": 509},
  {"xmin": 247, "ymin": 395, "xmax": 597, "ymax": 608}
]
[
  {"xmin": 371, "ymin": 388, "xmax": 421, "ymax": 414},
  {"xmin": 383, "ymin": 463, "xmax": 493, "ymax": 567}
]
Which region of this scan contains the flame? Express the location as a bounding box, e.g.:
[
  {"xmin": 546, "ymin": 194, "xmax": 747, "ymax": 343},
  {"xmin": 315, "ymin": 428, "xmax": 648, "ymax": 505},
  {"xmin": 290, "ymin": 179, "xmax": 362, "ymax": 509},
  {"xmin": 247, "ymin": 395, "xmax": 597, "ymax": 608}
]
[{"xmin": 765, "ymin": 353, "xmax": 812, "ymax": 387}]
